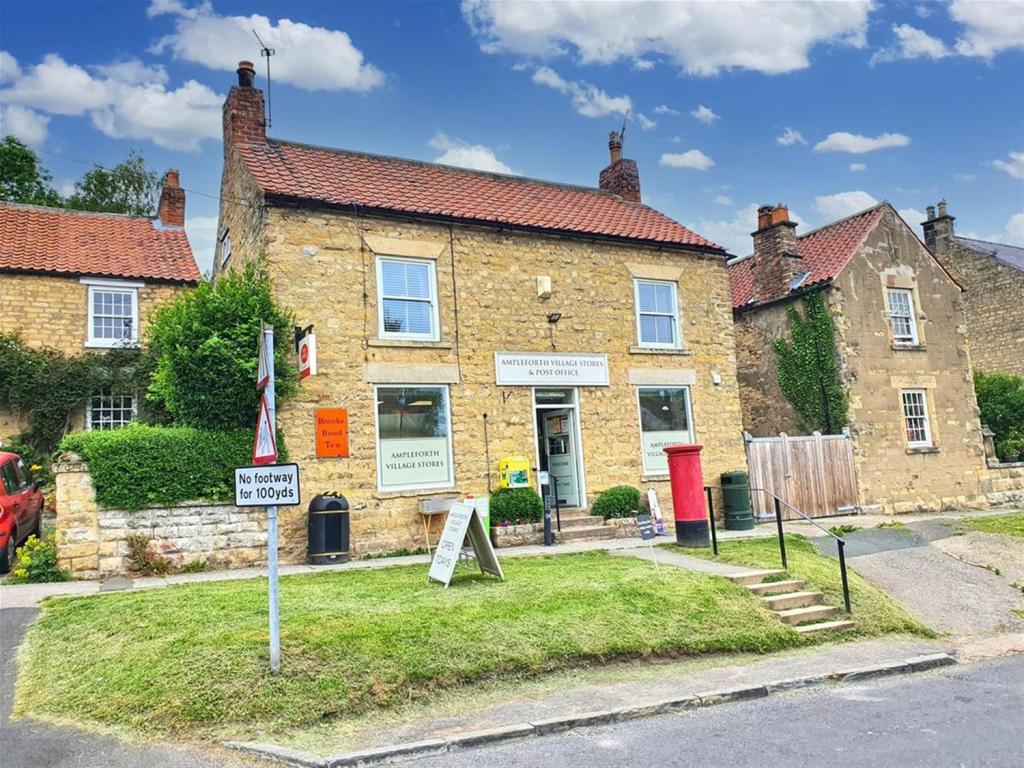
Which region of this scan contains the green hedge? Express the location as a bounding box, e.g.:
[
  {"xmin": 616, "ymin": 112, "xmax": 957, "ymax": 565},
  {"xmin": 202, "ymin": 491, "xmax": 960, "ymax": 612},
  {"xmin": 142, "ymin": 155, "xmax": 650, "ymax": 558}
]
[
  {"xmin": 592, "ymin": 485, "xmax": 641, "ymax": 519},
  {"xmin": 489, "ymin": 487, "xmax": 544, "ymax": 525},
  {"xmin": 974, "ymin": 370, "xmax": 1024, "ymax": 461},
  {"xmin": 59, "ymin": 425, "xmax": 280, "ymax": 511}
]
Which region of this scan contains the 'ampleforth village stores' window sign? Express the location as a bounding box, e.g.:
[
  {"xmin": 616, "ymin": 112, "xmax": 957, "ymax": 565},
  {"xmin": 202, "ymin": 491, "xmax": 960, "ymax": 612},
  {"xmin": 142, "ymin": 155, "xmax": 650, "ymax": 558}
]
[{"xmin": 494, "ymin": 352, "xmax": 610, "ymax": 387}]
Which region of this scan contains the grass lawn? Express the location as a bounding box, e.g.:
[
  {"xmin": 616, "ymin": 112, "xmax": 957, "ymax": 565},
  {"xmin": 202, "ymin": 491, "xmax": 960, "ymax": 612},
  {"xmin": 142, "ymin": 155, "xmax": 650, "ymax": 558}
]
[
  {"xmin": 959, "ymin": 511, "xmax": 1024, "ymax": 540},
  {"xmin": 15, "ymin": 551, "xmax": 802, "ymax": 739},
  {"xmin": 672, "ymin": 534, "xmax": 933, "ymax": 638}
]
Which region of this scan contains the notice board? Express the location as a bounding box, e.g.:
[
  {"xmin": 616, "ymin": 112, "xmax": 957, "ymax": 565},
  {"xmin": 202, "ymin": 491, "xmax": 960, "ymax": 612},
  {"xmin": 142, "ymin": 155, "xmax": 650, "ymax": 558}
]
[{"xmin": 315, "ymin": 408, "xmax": 349, "ymax": 458}]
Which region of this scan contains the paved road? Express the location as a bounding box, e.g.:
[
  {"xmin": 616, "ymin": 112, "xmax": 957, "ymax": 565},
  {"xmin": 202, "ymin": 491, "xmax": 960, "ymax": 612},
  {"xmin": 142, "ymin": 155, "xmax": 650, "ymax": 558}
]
[
  {"xmin": 409, "ymin": 654, "xmax": 1024, "ymax": 768},
  {"xmin": 1, "ymin": 608, "xmax": 251, "ymax": 768}
]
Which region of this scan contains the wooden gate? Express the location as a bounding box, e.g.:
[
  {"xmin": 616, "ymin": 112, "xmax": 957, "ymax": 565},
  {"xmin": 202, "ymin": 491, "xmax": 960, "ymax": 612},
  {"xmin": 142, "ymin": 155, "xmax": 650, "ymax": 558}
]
[{"xmin": 744, "ymin": 430, "xmax": 859, "ymax": 519}]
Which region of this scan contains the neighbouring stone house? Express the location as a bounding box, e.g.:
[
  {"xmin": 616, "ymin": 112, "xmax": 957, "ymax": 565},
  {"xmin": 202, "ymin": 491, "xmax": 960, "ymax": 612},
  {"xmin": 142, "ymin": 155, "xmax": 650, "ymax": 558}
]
[
  {"xmin": 0, "ymin": 172, "xmax": 200, "ymax": 441},
  {"xmin": 921, "ymin": 201, "xmax": 1024, "ymax": 378},
  {"xmin": 729, "ymin": 202, "xmax": 990, "ymax": 514},
  {"xmin": 215, "ymin": 61, "xmax": 747, "ymax": 559}
]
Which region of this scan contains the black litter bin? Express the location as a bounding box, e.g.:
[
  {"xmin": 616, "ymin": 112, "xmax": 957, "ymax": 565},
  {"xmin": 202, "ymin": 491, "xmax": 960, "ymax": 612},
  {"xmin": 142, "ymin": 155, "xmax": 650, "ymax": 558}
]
[
  {"xmin": 721, "ymin": 471, "xmax": 754, "ymax": 531},
  {"xmin": 308, "ymin": 492, "xmax": 350, "ymax": 564}
]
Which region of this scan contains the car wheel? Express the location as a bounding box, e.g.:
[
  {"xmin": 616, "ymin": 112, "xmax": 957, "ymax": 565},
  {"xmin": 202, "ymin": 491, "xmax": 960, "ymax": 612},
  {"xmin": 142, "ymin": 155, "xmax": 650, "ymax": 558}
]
[{"xmin": 0, "ymin": 535, "xmax": 14, "ymax": 575}]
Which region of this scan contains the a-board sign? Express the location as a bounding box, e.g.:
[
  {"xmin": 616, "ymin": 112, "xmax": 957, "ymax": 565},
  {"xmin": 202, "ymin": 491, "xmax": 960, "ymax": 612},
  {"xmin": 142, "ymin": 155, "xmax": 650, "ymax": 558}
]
[
  {"xmin": 636, "ymin": 513, "xmax": 657, "ymax": 541},
  {"xmin": 428, "ymin": 501, "xmax": 504, "ymax": 587},
  {"xmin": 315, "ymin": 408, "xmax": 349, "ymax": 458},
  {"xmin": 235, "ymin": 463, "xmax": 300, "ymax": 507}
]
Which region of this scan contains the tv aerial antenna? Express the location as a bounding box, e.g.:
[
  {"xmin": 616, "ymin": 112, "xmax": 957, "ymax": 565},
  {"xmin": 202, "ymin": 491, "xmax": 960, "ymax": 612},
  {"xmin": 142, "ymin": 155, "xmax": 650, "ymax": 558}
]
[
  {"xmin": 618, "ymin": 109, "xmax": 629, "ymax": 148},
  {"xmin": 253, "ymin": 29, "xmax": 275, "ymax": 129}
]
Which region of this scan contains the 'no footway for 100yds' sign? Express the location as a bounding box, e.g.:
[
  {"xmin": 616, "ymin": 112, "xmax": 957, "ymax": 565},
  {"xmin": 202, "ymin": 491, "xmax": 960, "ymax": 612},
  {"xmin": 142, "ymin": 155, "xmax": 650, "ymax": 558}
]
[{"xmin": 235, "ymin": 463, "xmax": 301, "ymax": 507}]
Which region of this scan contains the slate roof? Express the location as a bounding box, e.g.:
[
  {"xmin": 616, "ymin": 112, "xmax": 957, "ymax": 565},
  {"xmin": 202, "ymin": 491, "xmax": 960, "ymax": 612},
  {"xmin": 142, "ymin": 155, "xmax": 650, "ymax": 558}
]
[
  {"xmin": 0, "ymin": 202, "xmax": 200, "ymax": 283},
  {"xmin": 728, "ymin": 204, "xmax": 887, "ymax": 309},
  {"xmin": 235, "ymin": 139, "xmax": 724, "ymax": 251},
  {"xmin": 955, "ymin": 235, "xmax": 1024, "ymax": 273}
]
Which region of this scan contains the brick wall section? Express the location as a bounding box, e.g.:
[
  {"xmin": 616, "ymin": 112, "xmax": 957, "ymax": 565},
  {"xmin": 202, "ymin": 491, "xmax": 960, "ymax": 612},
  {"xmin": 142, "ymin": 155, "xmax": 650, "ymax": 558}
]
[{"xmin": 220, "ymin": 186, "xmax": 747, "ymax": 560}]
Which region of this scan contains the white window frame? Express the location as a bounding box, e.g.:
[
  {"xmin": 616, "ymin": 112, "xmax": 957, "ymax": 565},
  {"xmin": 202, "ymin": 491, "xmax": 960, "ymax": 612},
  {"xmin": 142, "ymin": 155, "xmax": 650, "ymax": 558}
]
[
  {"xmin": 86, "ymin": 388, "xmax": 138, "ymax": 431},
  {"xmin": 634, "ymin": 279, "xmax": 681, "ymax": 350},
  {"xmin": 635, "ymin": 386, "xmax": 695, "ymax": 475},
  {"xmin": 82, "ymin": 277, "xmax": 142, "ymax": 348},
  {"xmin": 376, "ymin": 256, "xmax": 440, "ymax": 341},
  {"xmin": 373, "ymin": 384, "xmax": 455, "ymax": 493},
  {"xmin": 901, "ymin": 389, "xmax": 933, "ymax": 448},
  {"xmin": 219, "ymin": 230, "xmax": 232, "ymax": 269},
  {"xmin": 887, "ymin": 287, "xmax": 918, "ymax": 346}
]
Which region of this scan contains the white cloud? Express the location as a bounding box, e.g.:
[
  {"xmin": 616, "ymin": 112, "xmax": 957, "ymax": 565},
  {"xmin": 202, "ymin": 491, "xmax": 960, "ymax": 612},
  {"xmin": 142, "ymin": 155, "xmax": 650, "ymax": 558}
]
[
  {"xmin": 530, "ymin": 66, "xmax": 631, "ymax": 117},
  {"xmin": 463, "ymin": 0, "xmax": 872, "ymax": 76},
  {"xmin": 814, "ymin": 131, "xmax": 911, "ymax": 154},
  {"xmin": 668, "ymin": 136, "xmax": 682, "ymax": 144},
  {"xmin": 185, "ymin": 215, "xmax": 219, "ymax": 276},
  {"xmin": 428, "ymin": 132, "xmax": 515, "ymax": 174},
  {"xmin": 94, "ymin": 59, "xmax": 169, "ymax": 86},
  {"xmin": 90, "ymin": 79, "xmax": 222, "ymax": 151},
  {"xmin": 0, "ymin": 51, "xmax": 20, "ymax": 84},
  {"xmin": 813, "ymin": 190, "xmax": 879, "ymax": 220},
  {"xmin": 2, "ymin": 53, "xmax": 113, "ymax": 115},
  {"xmin": 951, "ymin": 0, "xmax": 1024, "ymax": 59},
  {"xmin": 637, "ymin": 113, "xmax": 656, "ymax": 131},
  {"xmin": 915, "ymin": 5, "xmax": 933, "ymax": 18},
  {"xmin": 713, "ymin": 194, "xmax": 733, "ymax": 205},
  {"xmin": 654, "ymin": 104, "xmax": 680, "ymax": 116},
  {"xmin": 953, "ymin": 173, "xmax": 976, "ymax": 182},
  {"xmin": 993, "ymin": 212, "xmax": 1024, "ymax": 245},
  {"xmin": 776, "ymin": 127, "xmax": 807, "ymax": 146},
  {"xmin": 689, "ymin": 203, "xmax": 807, "ymax": 256},
  {"xmin": 691, "ymin": 105, "xmax": 718, "ymax": 124},
  {"xmin": 149, "ymin": 1, "xmax": 384, "ymax": 91},
  {"xmin": 991, "ymin": 151, "xmax": 1024, "ymax": 180},
  {"xmin": 0, "ymin": 104, "xmax": 50, "ymax": 146},
  {"xmin": 659, "ymin": 149, "xmax": 714, "ymax": 171},
  {"xmin": 632, "ymin": 58, "xmax": 654, "ymax": 71},
  {"xmin": 870, "ymin": 24, "xmax": 949, "ymax": 65},
  {"xmin": 849, "ymin": 162, "xmax": 866, "ymax": 172},
  {"xmin": 897, "ymin": 208, "xmax": 928, "ymax": 232}
]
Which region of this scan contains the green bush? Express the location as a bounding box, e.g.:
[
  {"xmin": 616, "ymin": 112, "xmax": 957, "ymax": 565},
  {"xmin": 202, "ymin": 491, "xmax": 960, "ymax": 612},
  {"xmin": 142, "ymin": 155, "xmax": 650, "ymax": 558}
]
[
  {"xmin": 489, "ymin": 487, "xmax": 544, "ymax": 525},
  {"xmin": 974, "ymin": 370, "xmax": 1024, "ymax": 461},
  {"xmin": 591, "ymin": 485, "xmax": 642, "ymax": 519},
  {"xmin": 59, "ymin": 424, "xmax": 274, "ymax": 511},
  {"xmin": 146, "ymin": 263, "xmax": 297, "ymax": 430},
  {"xmin": 10, "ymin": 535, "xmax": 68, "ymax": 583}
]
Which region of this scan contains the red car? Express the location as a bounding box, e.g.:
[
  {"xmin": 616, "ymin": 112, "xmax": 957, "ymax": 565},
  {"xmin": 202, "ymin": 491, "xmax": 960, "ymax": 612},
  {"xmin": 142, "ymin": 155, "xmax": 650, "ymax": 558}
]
[{"xmin": 0, "ymin": 451, "xmax": 45, "ymax": 573}]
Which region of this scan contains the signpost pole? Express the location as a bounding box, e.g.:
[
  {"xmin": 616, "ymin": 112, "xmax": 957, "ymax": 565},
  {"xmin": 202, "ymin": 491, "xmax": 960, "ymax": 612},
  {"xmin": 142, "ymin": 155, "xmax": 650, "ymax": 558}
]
[{"xmin": 263, "ymin": 322, "xmax": 281, "ymax": 674}]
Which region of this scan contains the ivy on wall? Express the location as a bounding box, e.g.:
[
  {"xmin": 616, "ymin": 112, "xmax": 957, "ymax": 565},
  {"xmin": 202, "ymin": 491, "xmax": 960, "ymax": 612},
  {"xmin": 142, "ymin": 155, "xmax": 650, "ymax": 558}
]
[{"xmin": 771, "ymin": 291, "xmax": 849, "ymax": 434}]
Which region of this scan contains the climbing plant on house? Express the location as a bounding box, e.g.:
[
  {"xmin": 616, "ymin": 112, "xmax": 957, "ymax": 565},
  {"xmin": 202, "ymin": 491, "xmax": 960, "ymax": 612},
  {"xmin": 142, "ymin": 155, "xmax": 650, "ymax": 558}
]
[{"xmin": 771, "ymin": 291, "xmax": 849, "ymax": 434}]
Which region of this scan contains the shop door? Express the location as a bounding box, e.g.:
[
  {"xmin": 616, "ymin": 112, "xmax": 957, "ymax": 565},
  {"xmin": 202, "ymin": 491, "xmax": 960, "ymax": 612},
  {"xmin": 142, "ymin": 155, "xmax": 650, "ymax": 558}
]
[{"xmin": 543, "ymin": 410, "xmax": 580, "ymax": 508}]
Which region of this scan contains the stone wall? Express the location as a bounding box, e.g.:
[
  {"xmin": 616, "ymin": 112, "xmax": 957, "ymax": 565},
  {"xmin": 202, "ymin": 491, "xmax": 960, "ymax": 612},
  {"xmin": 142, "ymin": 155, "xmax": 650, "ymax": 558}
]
[
  {"xmin": 981, "ymin": 461, "xmax": 1024, "ymax": 506},
  {"xmin": 217, "ymin": 164, "xmax": 748, "ymax": 559},
  {"xmin": 54, "ymin": 454, "xmax": 266, "ymax": 579}
]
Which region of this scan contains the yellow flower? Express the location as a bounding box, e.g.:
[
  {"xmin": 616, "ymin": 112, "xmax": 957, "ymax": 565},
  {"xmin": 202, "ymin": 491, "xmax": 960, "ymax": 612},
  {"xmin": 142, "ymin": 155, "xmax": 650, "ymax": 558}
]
[{"xmin": 31, "ymin": 464, "xmax": 43, "ymax": 472}]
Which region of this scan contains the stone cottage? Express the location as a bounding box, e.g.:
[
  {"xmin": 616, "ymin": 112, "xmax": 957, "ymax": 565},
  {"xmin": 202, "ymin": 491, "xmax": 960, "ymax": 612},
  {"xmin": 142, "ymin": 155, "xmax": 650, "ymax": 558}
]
[
  {"xmin": 729, "ymin": 203, "xmax": 989, "ymax": 514},
  {"xmin": 0, "ymin": 173, "xmax": 200, "ymax": 440},
  {"xmin": 215, "ymin": 62, "xmax": 747, "ymax": 559},
  {"xmin": 922, "ymin": 201, "xmax": 1024, "ymax": 378}
]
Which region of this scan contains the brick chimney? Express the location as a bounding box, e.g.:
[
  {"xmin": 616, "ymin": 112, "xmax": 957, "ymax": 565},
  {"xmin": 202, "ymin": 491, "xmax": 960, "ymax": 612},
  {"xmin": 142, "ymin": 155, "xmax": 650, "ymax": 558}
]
[
  {"xmin": 222, "ymin": 60, "xmax": 266, "ymax": 156},
  {"xmin": 750, "ymin": 204, "xmax": 801, "ymax": 303},
  {"xmin": 157, "ymin": 169, "xmax": 185, "ymax": 228},
  {"xmin": 599, "ymin": 131, "xmax": 641, "ymax": 202},
  {"xmin": 922, "ymin": 199, "xmax": 955, "ymax": 258}
]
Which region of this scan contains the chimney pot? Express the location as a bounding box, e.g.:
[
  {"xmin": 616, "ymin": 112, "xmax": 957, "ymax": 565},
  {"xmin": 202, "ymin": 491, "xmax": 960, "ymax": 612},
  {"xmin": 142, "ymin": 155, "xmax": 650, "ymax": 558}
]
[
  {"xmin": 750, "ymin": 203, "xmax": 800, "ymax": 302},
  {"xmin": 608, "ymin": 131, "xmax": 623, "ymax": 165},
  {"xmin": 237, "ymin": 61, "xmax": 256, "ymax": 88},
  {"xmin": 223, "ymin": 64, "xmax": 267, "ymax": 154},
  {"xmin": 926, "ymin": 205, "xmax": 936, "ymax": 221},
  {"xmin": 157, "ymin": 169, "xmax": 185, "ymax": 228},
  {"xmin": 937, "ymin": 199, "xmax": 948, "ymax": 218},
  {"xmin": 599, "ymin": 131, "xmax": 640, "ymax": 202}
]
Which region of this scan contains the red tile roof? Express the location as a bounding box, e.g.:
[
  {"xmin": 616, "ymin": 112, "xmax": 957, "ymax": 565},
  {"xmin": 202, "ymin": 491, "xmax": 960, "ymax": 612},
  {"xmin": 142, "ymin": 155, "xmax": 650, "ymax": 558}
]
[
  {"xmin": 729, "ymin": 204, "xmax": 886, "ymax": 309},
  {"xmin": 0, "ymin": 203, "xmax": 199, "ymax": 283},
  {"xmin": 235, "ymin": 140, "xmax": 724, "ymax": 251}
]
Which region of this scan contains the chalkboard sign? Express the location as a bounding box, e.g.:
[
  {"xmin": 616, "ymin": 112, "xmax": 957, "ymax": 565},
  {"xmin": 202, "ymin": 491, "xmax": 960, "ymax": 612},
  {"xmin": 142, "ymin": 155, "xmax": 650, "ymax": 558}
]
[
  {"xmin": 428, "ymin": 502, "xmax": 504, "ymax": 587},
  {"xmin": 636, "ymin": 513, "xmax": 657, "ymax": 541}
]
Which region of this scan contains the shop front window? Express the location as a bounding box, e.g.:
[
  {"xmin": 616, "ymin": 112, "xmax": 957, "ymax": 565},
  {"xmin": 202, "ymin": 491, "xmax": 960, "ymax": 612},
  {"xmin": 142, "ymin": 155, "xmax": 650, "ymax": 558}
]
[
  {"xmin": 375, "ymin": 385, "xmax": 453, "ymax": 491},
  {"xmin": 637, "ymin": 387, "xmax": 693, "ymax": 474}
]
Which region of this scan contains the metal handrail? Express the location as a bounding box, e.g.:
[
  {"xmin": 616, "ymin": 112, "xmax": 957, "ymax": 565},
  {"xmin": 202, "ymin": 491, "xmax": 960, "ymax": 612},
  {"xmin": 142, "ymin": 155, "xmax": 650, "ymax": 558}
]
[{"xmin": 704, "ymin": 484, "xmax": 851, "ymax": 615}]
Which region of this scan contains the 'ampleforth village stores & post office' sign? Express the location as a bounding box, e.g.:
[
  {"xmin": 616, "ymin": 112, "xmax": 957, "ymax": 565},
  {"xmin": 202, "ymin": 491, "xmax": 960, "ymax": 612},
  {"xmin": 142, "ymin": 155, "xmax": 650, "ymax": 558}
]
[{"xmin": 494, "ymin": 352, "xmax": 609, "ymax": 387}]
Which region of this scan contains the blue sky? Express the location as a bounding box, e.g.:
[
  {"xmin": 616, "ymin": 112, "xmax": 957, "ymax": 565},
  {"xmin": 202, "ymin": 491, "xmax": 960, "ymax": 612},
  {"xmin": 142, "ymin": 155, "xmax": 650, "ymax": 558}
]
[{"xmin": 1, "ymin": 0, "xmax": 1022, "ymax": 272}]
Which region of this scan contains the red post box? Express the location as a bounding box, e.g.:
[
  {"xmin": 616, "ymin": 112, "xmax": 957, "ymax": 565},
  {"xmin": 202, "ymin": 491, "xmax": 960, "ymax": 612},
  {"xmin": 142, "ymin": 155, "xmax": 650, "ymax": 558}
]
[{"xmin": 663, "ymin": 444, "xmax": 710, "ymax": 548}]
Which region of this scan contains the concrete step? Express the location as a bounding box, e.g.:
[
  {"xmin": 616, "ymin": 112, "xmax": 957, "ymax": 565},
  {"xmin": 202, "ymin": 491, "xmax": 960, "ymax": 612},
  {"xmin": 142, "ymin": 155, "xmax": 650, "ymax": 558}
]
[
  {"xmin": 776, "ymin": 604, "xmax": 840, "ymax": 625},
  {"xmin": 748, "ymin": 579, "xmax": 806, "ymax": 596},
  {"xmin": 762, "ymin": 591, "xmax": 825, "ymax": 611},
  {"xmin": 794, "ymin": 619, "xmax": 856, "ymax": 636},
  {"xmin": 557, "ymin": 526, "xmax": 619, "ymax": 542},
  {"xmin": 557, "ymin": 515, "xmax": 604, "ymax": 529},
  {"xmin": 727, "ymin": 569, "xmax": 787, "ymax": 586}
]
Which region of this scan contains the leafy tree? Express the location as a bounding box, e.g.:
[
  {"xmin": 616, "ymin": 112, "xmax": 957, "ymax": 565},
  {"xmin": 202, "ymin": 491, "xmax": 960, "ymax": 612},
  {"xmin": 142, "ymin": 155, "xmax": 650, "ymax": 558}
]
[
  {"xmin": 771, "ymin": 291, "xmax": 849, "ymax": 434},
  {"xmin": 145, "ymin": 264, "xmax": 298, "ymax": 429},
  {"xmin": 0, "ymin": 136, "xmax": 62, "ymax": 206},
  {"xmin": 974, "ymin": 370, "xmax": 1024, "ymax": 461},
  {"xmin": 65, "ymin": 151, "xmax": 159, "ymax": 216}
]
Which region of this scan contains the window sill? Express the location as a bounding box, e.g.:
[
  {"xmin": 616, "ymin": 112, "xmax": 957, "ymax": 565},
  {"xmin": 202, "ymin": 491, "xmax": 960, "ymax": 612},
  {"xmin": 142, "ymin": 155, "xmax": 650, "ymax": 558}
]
[
  {"xmin": 906, "ymin": 446, "xmax": 940, "ymax": 455},
  {"xmin": 374, "ymin": 487, "xmax": 460, "ymax": 500},
  {"xmin": 640, "ymin": 473, "xmax": 671, "ymax": 483},
  {"xmin": 84, "ymin": 341, "xmax": 140, "ymax": 349},
  {"xmin": 892, "ymin": 343, "xmax": 927, "ymax": 352},
  {"xmin": 367, "ymin": 338, "xmax": 453, "ymax": 350},
  {"xmin": 628, "ymin": 346, "xmax": 692, "ymax": 356}
]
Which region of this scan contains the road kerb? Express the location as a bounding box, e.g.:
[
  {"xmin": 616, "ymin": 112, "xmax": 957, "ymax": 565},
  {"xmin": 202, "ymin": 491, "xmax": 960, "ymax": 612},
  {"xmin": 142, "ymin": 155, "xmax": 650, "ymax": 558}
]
[
  {"xmin": 325, "ymin": 739, "xmax": 448, "ymax": 767},
  {"xmin": 224, "ymin": 741, "xmax": 325, "ymax": 768}
]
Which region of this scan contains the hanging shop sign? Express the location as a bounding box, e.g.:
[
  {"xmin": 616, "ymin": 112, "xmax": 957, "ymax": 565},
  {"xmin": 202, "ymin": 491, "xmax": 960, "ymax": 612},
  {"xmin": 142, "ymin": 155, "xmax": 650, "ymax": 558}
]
[
  {"xmin": 315, "ymin": 408, "xmax": 349, "ymax": 458},
  {"xmin": 494, "ymin": 352, "xmax": 609, "ymax": 387}
]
